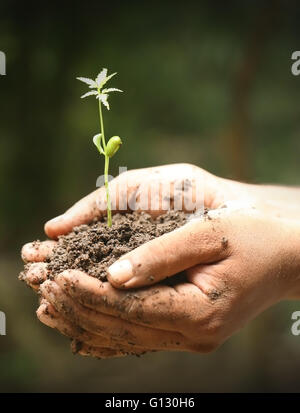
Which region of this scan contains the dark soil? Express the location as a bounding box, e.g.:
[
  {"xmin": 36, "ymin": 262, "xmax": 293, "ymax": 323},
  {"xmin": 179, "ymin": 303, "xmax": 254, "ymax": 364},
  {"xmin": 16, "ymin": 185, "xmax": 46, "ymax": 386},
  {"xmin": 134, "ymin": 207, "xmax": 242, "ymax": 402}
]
[{"xmin": 46, "ymin": 211, "xmax": 187, "ymax": 281}]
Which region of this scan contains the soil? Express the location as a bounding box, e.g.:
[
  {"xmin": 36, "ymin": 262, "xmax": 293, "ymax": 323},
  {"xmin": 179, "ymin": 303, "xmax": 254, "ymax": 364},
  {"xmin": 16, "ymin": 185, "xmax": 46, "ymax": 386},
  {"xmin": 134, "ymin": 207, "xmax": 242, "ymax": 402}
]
[
  {"xmin": 20, "ymin": 209, "xmax": 228, "ymax": 358},
  {"xmin": 46, "ymin": 210, "xmax": 187, "ymax": 281}
]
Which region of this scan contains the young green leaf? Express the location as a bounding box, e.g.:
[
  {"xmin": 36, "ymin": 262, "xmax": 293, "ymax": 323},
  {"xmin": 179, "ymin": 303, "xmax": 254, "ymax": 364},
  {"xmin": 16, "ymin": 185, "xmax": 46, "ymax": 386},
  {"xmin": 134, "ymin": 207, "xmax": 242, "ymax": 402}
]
[
  {"xmin": 98, "ymin": 93, "xmax": 110, "ymax": 110},
  {"xmin": 106, "ymin": 136, "xmax": 122, "ymax": 158},
  {"xmin": 93, "ymin": 134, "xmax": 105, "ymax": 155},
  {"xmin": 96, "ymin": 68, "xmax": 108, "ymax": 88},
  {"xmin": 77, "ymin": 69, "xmax": 121, "ymax": 110},
  {"xmin": 102, "ymin": 88, "xmax": 123, "ymax": 94},
  {"xmin": 100, "ymin": 72, "xmax": 117, "ymax": 88},
  {"xmin": 76, "ymin": 77, "xmax": 97, "ymax": 88},
  {"xmin": 81, "ymin": 90, "xmax": 98, "ymax": 99}
]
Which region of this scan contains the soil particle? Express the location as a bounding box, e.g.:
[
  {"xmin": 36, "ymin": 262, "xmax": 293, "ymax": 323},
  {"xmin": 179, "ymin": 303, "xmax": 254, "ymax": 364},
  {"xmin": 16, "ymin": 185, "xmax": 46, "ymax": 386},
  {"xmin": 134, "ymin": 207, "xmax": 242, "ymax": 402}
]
[
  {"xmin": 72, "ymin": 339, "xmax": 83, "ymax": 354},
  {"xmin": 32, "ymin": 240, "xmax": 41, "ymax": 250},
  {"xmin": 46, "ymin": 211, "xmax": 186, "ymax": 281},
  {"xmin": 203, "ymin": 208, "xmax": 212, "ymax": 220},
  {"xmin": 221, "ymin": 236, "xmax": 228, "ymax": 248},
  {"xmin": 207, "ymin": 289, "xmax": 222, "ymax": 301}
]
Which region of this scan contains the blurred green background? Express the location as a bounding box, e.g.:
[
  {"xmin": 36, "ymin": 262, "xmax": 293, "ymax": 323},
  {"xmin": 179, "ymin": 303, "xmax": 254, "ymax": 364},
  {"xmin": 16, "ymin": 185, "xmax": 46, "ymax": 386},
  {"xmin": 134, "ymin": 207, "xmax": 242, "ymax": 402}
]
[{"xmin": 0, "ymin": 0, "xmax": 300, "ymax": 392}]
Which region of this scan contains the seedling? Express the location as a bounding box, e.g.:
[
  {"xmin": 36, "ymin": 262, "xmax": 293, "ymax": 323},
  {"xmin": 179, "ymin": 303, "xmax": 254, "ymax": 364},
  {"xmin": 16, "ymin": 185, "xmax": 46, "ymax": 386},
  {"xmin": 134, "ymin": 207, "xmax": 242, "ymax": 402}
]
[{"xmin": 77, "ymin": 68, "xmax": 123, "ymax": 227}]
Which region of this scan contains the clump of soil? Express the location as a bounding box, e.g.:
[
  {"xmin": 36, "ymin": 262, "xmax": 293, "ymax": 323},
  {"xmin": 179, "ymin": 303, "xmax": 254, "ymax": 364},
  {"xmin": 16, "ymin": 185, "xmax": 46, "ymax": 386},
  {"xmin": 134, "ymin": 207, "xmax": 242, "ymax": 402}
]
[{"xmin": 47, "ymin": 211, "xmax": 187, "ymax": 281}]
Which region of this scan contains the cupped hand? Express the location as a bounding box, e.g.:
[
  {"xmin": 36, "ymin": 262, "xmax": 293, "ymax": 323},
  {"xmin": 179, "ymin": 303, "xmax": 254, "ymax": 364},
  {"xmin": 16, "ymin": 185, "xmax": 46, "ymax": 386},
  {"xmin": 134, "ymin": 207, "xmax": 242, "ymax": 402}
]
[
  {"xmin": 41, "ymin": 163, "xmax": 277, "ymax": 240},
  {"xmin": 20, "ymin": 163, "xmax": 232, "ymax": 291},
  {"xmin": 21, "ymin": 204, "xmax": 300, "ymax": 358},
  {"xmin": 20, "ymin": 163, "xmax": 226, "ymax": 293}
]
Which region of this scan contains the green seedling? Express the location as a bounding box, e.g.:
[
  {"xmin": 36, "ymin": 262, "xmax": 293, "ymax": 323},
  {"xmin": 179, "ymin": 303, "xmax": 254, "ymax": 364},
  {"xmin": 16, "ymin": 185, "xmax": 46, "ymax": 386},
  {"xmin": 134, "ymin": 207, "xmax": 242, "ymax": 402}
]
[{"xmin": 77, "ymin": 68, "xmax": 123, "ymax": 227}]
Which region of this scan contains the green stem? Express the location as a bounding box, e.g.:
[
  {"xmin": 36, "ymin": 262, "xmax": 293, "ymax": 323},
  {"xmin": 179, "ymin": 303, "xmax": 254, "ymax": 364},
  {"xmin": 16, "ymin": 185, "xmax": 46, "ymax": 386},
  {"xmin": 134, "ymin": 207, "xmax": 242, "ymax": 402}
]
[
  {"xmin": 98, "ymin": 91, "xmax": 106, "ymax": 151},
  {"xmin": 98, "ymin": 90, "xmax": 112, "ymax": 227},
  {"xmin": 104, "ymin": 155, "xmax": 112, "ymax": 227}
]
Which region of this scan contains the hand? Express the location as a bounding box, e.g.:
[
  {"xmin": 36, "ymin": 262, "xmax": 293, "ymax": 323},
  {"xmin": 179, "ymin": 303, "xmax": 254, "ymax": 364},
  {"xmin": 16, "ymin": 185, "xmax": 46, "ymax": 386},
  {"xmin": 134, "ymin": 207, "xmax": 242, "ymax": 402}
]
[
  {"xmin": 22, "ymin": 204, "xmax": 300, "ymax": 358},
  {"xmin": 21, "ymin": 163, "xmax": 300, "ymax": 358},
  {"xmin": 38, "ymin": 163, "xmax": 300, "ymax": 240},
  {"xmin": 20, "ymin": 163, "xmax": 237, "ymax": 288}
]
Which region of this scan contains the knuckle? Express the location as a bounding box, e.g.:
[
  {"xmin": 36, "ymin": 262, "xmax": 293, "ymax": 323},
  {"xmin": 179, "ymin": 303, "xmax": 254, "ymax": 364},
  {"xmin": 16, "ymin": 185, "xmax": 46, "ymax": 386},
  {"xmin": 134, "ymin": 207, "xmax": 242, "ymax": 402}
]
[
  {"xmin": 105, "ymin": 291, "xmax": 141, "ymax": 317},
  {"xmin": 21, "ymin": 243, "xmax": 30, "ymax": 261},
  {"xmin": 203, "ymin": 318, "xmax": 223, "ymax": 338},
  {"xmin": 190, "ymin": 306, "xmax": 224, "ymax": 342},
  {"xmin": 29, "ymin": 263, "xmax": 47, "ymax": 284},
  {"xmin": 178, "ymin": 162, "xmax": 196, "ymax": 170},
  {"xmin": 122, "ymin": 295, "xmax": 139, "ymax": 315}
]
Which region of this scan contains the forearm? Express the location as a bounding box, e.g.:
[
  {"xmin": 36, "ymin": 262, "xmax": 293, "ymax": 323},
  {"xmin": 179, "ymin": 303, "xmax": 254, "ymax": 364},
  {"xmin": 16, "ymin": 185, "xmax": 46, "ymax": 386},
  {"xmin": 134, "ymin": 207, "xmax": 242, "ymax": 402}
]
[
  {"xmin": 282, "ymin": 219, "xmax": 300, "ymax": 299},
  {"xmin": 248, "ymin": 184, "xmax": 300, "ymax": 220},
  {"xmin": 219, "ymin": 177, "xmax": 300, "ymax": 220}
]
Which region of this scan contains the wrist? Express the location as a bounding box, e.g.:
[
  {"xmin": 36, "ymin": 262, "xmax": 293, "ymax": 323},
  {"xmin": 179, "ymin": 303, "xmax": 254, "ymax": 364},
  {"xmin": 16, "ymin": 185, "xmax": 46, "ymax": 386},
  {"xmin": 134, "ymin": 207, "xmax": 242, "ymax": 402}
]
[
  {"xmin": 281, "ymin": 220, "xmax": 300, "ymax": 300},
  {"xmin": 240, "ymin": 183, "xmax": 300, "ymax": 220}
]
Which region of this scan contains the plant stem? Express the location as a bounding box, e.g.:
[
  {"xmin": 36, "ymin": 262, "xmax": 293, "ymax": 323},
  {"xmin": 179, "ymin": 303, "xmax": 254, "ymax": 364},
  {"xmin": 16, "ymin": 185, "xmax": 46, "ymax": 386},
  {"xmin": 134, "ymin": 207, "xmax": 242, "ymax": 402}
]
[
  {"xmin": 104, "ymin": 155, "xmax": 112, "ymax": 226},
  {"xmin": 98, "ymin": 91, "xmax": 112, "ymax": 227},
  {"xmin": 98, "ymin": 91, "xmax": 106, "ymax": 151}
]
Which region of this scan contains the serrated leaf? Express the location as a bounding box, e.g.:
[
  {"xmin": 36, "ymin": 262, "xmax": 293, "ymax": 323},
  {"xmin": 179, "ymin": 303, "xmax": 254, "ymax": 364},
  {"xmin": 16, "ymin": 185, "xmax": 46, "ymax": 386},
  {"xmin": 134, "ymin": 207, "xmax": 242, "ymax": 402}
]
[
  {"xmin": 80, "ymin": 90, "xmax": 98, "ymax": 99},
  {"xmin": 101, "ymin": 88, "xmax": 123, "ymax": 93},
  {"xmin": 101, "ymin": 72, "xmax": 117, "ymax": 88},
  {"xmin": 76, "ymin": 77, "xmax": 97, "ymax": 88},
  {"xmin": 93, "ymin": 134, "xmax": 104, "ymax": 154},
  {"xmin": 96, "ymin": 68, "xmax": 108, "ymax": 88},
  {"xmin": 99, "ymin": 93, "xmax": 110, "ymax": 110}
]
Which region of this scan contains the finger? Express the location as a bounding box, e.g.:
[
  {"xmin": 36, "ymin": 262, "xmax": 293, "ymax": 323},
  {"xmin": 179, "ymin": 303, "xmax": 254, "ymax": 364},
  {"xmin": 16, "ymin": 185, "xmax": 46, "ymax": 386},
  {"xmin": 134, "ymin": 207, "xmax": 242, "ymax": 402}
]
[
  {"xmin": 37, "ymin": 299, "xmax": 90, "ymax": 340},
  {"xmin": 44, "ymin": 171, "xmax": 142, "ymax": 239},
  {"xmin": 21, "ymin": 240, "xmax": 56, "ymax": 263},
  {"xmin": 36, "ymin": 299, "xmax": 58, "ymax": 327},
  {"xmin": 43, "ymin": 165, "xmax": 190, "ymax": 239},
  {"xmin": 40, "ymin": 280, "xmax": 193, "ymax": 351},
  {"xmin": 19, "ymin": 262, "xmax": 48, "ymax": 290},
  {"xmin": 71, "ymin": 341, "xmax": 128, "ymax": 359},
  {"xmin": 44, "ymin": 188, "xmax": 105, "ymax": 239},
  {"xmin": 37, "ymin": 299, "xmax": 149, "ymax": 353},
  {"xmin": 43, "ymin": 164, "xmax": 202, "ymax": 239},
  {"xmin": 107, "ymin": 216, "xmax": 228, "ymax": 289},
  {"xmin": 55, "ymin": 269, "xmax": 210, "ymax": 333},
  {"xmin": 186, "ymin": 264, "xmax": 225, "ymax": 298}
]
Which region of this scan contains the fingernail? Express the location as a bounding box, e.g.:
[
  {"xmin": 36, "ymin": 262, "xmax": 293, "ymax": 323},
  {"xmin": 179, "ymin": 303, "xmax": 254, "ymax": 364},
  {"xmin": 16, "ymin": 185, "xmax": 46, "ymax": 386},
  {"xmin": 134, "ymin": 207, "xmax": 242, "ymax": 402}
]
[
  {"xmin": 38, "ymin": 311, "xmax": 57, "ymax": 328},
  {"xmin": 108, "ymin": 259, "xmax": 133, "ymax": 284},
  {"xmin": 48, "ymin": 214, "xmax": 65, "ymax": 224}
]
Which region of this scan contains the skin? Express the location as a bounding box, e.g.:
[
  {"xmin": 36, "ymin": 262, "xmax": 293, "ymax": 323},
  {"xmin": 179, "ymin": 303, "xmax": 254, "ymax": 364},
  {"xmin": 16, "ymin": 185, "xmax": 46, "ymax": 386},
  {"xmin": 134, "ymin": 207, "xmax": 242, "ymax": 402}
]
[{"xmin": 21, "ymin": 164, "xmax": 300, "ymax": 358}]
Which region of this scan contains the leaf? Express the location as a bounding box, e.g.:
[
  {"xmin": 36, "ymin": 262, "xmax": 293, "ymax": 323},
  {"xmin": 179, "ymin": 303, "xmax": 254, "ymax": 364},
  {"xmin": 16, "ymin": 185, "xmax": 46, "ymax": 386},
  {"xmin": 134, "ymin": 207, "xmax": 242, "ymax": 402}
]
[
  {"xmin": 100, "ymin": 72, "xmax": 117, "ymax": 88},
  {"xmin": 101, "ymin": 88, "xmax": 123, "ymax": 93},
  {"xmin": 80, "ymin": 90, "xmax": 98, "ymax": 99},
  {"xmin": 76, "ymin": 77, "xmax": 97, "ymax": 88},
  {"xmin": 99, "ymin": 93, "xmax": 110, "ymax": 110},
  {"xmin": 93, "ymin": 134, "xmax": 104, "ymax": 154},
  {"xmin": 96, "ymin": 68, "xmax": 108, "ymax": 88},
  {"xmin": 106, "ymin": 136, "xmax": 122, "ymax": 158}
]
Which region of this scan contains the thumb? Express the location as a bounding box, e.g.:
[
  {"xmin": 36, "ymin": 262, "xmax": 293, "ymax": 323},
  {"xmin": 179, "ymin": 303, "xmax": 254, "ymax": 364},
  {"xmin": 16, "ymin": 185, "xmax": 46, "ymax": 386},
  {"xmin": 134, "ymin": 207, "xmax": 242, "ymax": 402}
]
[
  {"xmin": 44, "ymin": 187, "xmax": 106, "ymax": 239},
  {"xmin": 44, "ymin": 172, "xmax": 137, "ymax": 239},
  {"xmin": 107, "ymin": 216, "xmax": 229, "ymax": 289}
]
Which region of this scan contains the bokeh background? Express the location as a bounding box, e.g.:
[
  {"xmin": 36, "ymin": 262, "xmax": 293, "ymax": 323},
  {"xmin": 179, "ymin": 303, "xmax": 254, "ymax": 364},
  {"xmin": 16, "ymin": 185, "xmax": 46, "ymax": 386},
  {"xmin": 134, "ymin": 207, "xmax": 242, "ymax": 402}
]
[{"xmin": 0, "ymin": 0, "xmax": 300, "ymax": 392}]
